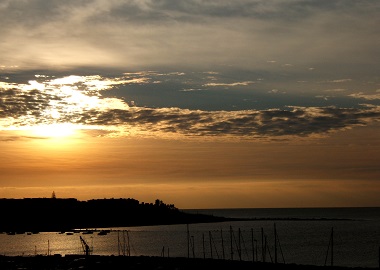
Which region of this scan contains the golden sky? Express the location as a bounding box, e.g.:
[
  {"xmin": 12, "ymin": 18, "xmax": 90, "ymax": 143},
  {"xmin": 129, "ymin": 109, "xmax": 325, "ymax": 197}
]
[
  {"xmin": 1, "ymin": 0, "xmax": 380, "ymax": 208},
  {"xmin": 1, "ymin": 123, "xmax": 379, "ymax": 208}
]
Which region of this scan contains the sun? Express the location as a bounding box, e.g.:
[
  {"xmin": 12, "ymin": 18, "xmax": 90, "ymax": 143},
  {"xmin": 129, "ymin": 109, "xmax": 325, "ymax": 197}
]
[{"xmin": 31, "ymin": 123, "xmax": 78, "ymax": 138}]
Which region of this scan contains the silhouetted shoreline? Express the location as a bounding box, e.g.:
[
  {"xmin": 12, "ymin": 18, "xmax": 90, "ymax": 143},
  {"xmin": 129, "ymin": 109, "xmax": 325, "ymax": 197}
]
[
  {"xmin": 0, "ymin": 255, "xmax": 375, "ymax": 270},
  {"xmin": 0, "ymin": 197, "xmax": 356, "ymax": 233},
  {"xmin": 0, "ymin": 197, "xmax": 238, "ymax": 232}
]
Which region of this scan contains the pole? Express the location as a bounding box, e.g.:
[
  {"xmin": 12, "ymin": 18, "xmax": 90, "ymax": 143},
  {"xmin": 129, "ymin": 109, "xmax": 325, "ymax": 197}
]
[
  {"xmin": 261, "ymin": 228, "xmax": 264, "ymax": 262},
  {"xmin": 221, "ymin": 229, "xmax": 225, "ymax": 260},
  {"xmin": 192, "ymin": 236, "xmax": 195, "ymax": 258},
  {"xmin": 331, "ymin": 227, "xmax": 334, "ymax": 267},
  {"xmin": 251, "ymin": 229, "xmax": 254, "ymax": 263},
  {"xmin": 255, "ymin": 240, "xmax": 258, "ymax": 262},
  {"xmin": 118, "ymin": 231, "xmax": 120, "ymax": 256},
  {"xmin": 238, "ymin": 228, "xmax": 242, "ymax": 261},
  {"xmin": 274, "ymin": 223, "xmax": 277, "ymax": 264},
  {"xmin": 187, "ymin": 224, "xmax": 190, "ymax": 258},
  {"xmin": 127, "ymin": 231, "xmax": 131, "ymax": 256},
  {"xmin": 209, "ymin": 231, "xmax": 213, "ymax": 259},
  {"xmin": 230, "ymin": 226, "xmax": 234, "ymax": 260},
  {"xmin": 203, "ymin": 233, "xmax": 205, "ymax": 259},
  {"xmin": 123, "ymin": 231, "xmax": 126, "ymax": 256}
]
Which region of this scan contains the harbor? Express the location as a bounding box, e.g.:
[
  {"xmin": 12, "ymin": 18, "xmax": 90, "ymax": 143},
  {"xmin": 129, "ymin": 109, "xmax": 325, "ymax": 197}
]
[{"xmin": 0, "ymin": 213, "xmax": 379, "ymax": 269}]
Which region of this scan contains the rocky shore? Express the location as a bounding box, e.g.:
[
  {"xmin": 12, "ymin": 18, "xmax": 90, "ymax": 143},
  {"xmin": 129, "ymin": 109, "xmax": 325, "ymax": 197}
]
[{"xmin": 0, "ymin": 255, "xmax": 375, "ymax": 270}]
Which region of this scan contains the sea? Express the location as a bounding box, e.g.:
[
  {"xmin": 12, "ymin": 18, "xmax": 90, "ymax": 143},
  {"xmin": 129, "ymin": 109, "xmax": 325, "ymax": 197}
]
[{"xmin": 0, "ymin": 207, "xmax": 379, "ymax": 268}]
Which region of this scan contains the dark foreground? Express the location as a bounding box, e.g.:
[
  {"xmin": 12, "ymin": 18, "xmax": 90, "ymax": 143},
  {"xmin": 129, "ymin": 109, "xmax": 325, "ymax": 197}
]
[{"xmin": 0, "ymin": 255, "xmax": 375, "ymax": 270}]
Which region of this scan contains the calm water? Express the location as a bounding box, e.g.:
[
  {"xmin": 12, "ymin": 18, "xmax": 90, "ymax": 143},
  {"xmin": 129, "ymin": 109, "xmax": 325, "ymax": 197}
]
[{"xmin": 0, "ymin": 208, "xmax": 379, "ymax": 268}]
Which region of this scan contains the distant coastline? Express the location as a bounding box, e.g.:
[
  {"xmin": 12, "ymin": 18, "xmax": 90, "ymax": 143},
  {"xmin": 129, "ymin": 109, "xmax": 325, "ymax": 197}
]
[
  {"xmin": 0, "ymin": 197, "xmax": 237, "ymax": 233},
  {"xmin": 1, "ymin": 197, "xmax": 370, "ymax": 233},
  {"xmin": 183, "ymin": 207, "xmax": 380, "ymax": 221}
]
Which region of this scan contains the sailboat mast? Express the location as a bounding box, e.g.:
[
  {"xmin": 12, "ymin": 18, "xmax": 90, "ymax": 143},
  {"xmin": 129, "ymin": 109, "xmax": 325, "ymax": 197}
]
[
  {"xmin": 274, "ymin": 223, "xmax": 277, "ymax": 264},
  {"xmin": 331, "ymin": 227, "xmax": 334, "ymax": 267}
]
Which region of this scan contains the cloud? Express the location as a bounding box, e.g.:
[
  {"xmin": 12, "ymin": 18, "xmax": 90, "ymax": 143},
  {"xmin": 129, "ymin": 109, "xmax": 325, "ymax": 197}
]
[
  {"xmin": 324, "ymin": 89, "xmax": 346, "ymax": 93},
  {"xmin": 71, "ymin": 106, "xmax": 380, "ymax": 140},
  {"xmin": 2, "ymin": 72, "xmax": 380, "ymax": 140},
  {"xmin": 203, "ymin": 81, "xmax": 255, "ymax": 87},
  {"xmin": 2, "ymin": 78, "xmax": 380, "ymax": 140},
  {"xmin": 0, "ymin": 0, "xmax": 379, "ymax": 74},
  {"xmin": 0, "ymin": 75, "xmax": 131, "ymax": 128},
  {"xmin": 329, "ymin": 79, "xmax": 352, "ymax": 83},
  {"xmin": 179, "ymin": 88, "xmax": 205, "ymax": 92},
  {"xmin": 349, "ymin": 92, "xmax": 380, "ymax": 101},
  {"xmin": 268, "ymin": 89, "xmax": 286, "ymax": 94}
]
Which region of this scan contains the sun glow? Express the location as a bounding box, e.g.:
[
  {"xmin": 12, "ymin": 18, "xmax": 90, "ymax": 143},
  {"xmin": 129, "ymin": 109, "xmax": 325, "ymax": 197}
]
[
  {"xmin": 31, "ymin": 123, "xmax": 78, "ymax": 138},
  {"xmin": 0, "ymin": 74, "xmax": 133, "ymax": 141}
]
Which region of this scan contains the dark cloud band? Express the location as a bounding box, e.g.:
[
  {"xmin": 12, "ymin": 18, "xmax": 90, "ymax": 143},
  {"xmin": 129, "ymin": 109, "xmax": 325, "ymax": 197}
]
[
  {"xmin": 2, "ymin": 84, "xmax": 379, "ymax": 139},
  {"xmin": 76, "ymin": 106, "xmax": 380, "ymax": 138}
]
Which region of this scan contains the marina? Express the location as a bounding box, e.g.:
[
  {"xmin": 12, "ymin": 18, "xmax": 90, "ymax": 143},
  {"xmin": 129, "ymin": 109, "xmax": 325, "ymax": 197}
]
[{"xmin": 0, "ymin": 208, "xmax": 379, "ymax": 268}]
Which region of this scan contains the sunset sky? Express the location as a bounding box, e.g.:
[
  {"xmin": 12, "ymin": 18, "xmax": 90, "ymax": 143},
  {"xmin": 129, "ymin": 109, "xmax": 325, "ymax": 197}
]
[{"xmin": 1, "ymin": 0, "xmax": 379, "ymax": 209}]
